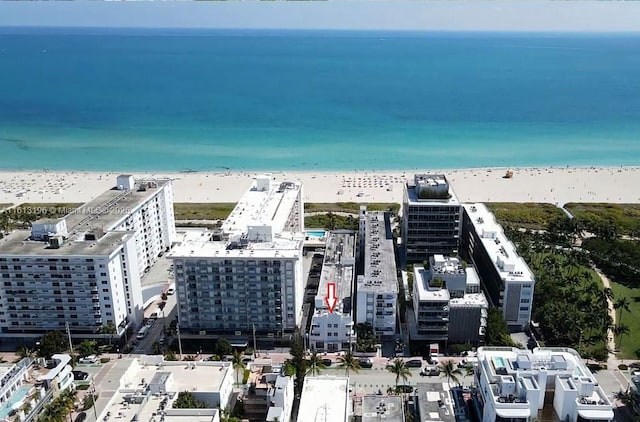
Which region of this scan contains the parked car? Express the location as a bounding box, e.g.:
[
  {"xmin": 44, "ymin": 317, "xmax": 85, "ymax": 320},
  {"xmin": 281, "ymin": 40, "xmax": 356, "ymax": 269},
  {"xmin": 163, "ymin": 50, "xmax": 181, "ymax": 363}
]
[
  {"xmin": 458, "ymin": 358, "xmax": 478, "ymax": 368},
  {"xmin": 420, "ymin": 365, "xmax": 440, "ymax": 376},
  {"xmin": 145, "ymin": 319, "xmax": 155, "ymax": 327},
  {"xmin": 78, "ymin": 355, "xmax": 98, "ymax": 364},
  {"xmin": 322, "ymin": 358, "xmax": 332, "ymax": 367},
  {"xmin": 405, "ymin": 359, "xmax": 423, "ymax": 368},
  {"xmin": 358, "ymin": 358, "xmax": 373, "ymax": 369},
  {"xmin": 397, "ymin": 385, "xmax": 413, "ymax": 393},
  {"xmin": 166, "ymin": 288, "xmax": 175, "ymax": 295},
  {"xmin": 72, "ymin": 370, "xmax": 89, "ymax": 381}
]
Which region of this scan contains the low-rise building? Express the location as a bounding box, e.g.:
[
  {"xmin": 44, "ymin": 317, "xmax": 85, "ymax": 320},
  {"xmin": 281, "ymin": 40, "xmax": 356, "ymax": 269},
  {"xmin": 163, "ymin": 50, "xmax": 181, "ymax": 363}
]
[
  {"xmin": 476, "ymin": 347, "xmax": 614, "ymax": 422},
  {"xmin": 462, "ymin": 204, "xmax": 535, "ymax": 330},
  {"xmin": 95, "ymin": 356, "xmax": 234, "ymax": 422},
  {"xmin": 0, "ymin": 354, "xmax": 74, "ymax": 422},
  {"xmin": 308, "ymin": 230, "xmax": 356, "ymax": 352},
  {"xmin": 356, "ymin": 207, "xmax": 398, "ymax": 338},
  {"xmin": 170, "ymin": 175, "xmax": 305, "ymax": 335},
  {"xmin": 410, "ymin": 255, "xmax": 487, "ymax": 346},
  {"xmin": 244, "ymin": 366, "xmax": 295, "ymax": 422},
  {"xmin": 362, "ymin": 395, "xmax": 405, "ymax": 422},
  {"xmin": 298, "ymin": 376, "xmax": 351, "ymax": 422}
]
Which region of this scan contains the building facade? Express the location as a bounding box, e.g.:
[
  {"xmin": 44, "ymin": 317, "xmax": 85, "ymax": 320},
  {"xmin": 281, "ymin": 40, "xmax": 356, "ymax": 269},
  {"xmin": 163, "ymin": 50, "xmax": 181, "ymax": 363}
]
[
  {"xmin": 476, "ymin": 347, "xmax": 614, "ymax": 422},
  {"xmin": 410, "ymin": 255, "xmax": 487, "ymax": 346},
  {"xmin": 170, "ymin": 176, "xmax": 305, "ymax": 335},
  {"xmin": 462, "ymin": 203, "xmax": 535, "ymax": 330},
  {"xmin": 0, "ymin": 176, "xmax": 173, "ymax": 339},
  {"xmin": 308, "ymin": 230, "xmax": 356, "ymax": 352},
  {"xmin": 402, "ymin": 174, "xmax": 462, "ymax": 262},
  {"xmin": 356, "ymin": 207, "xmax": 398, "ymax": 338}
]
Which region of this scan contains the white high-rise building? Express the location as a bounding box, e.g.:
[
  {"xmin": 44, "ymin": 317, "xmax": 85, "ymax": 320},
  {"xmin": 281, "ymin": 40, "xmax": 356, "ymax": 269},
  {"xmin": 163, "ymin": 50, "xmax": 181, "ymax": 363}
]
[
  {"xmin": 402, "ymin": 174, "xmax": 462, "ymax": 262},
  {"xmin": 308, "ymin": 230, "xmax": 356, "ymax": 352},
  {"xmin": 170, "ymin": 175, "xmax": 305, "ymax": 335},
  {"xmin": 410, "ymin": 255, "xmax": 488, "ymax": 346},
  {"xmin": 0, "ymin": 176, "xmax": 175, "ymax": 339},
  {"xmin": 476, "ymin": 347, "xmax": 613, "ymax": 422},
  {"xmin": 462, "ymin": 203, "xmax": 535, "ymax": 329},
  {"xmin": 356, "ymin": 207, "xmax": 397, "ymax": 338}
]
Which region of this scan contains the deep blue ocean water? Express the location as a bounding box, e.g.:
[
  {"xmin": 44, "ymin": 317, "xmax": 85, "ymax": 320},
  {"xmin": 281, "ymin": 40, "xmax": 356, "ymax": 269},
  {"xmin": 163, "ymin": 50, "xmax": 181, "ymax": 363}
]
[{"xmin": 1, "ymin": 28, "xmax": 639, "ymax": 171}]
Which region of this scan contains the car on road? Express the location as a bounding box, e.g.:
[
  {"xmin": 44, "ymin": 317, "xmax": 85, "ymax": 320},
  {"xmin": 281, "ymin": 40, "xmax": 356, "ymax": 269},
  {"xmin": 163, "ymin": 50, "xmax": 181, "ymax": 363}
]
[
  {"xmin": 358, "ymin": 358, "xmax": 373, "ymax": 368},
  {"xmin": 72, "ymin": 370, "xmax": 88, "ymax": 381},
  {"xmin": 166, "ymin": 288, "xmax": 175, "ymax": 295},
  {"xmin": 420, "ymin": 365, "xmax": 440, "ymax": 376},
  {"xmin": 78, "ymin": 355, "xmax": 98, "ymax": 364},
  {"xmin": 405, "ymin": 359, "xmax": 423, "ymax": 368},
  {"xmin": 397, "ymin": 385, "xmax": 413, "ymax": 393},
  {"xmin": 322, "ymin": 358, "xmax": 332, "ymax": 367},
  {"xmin": 145, "ymin": 319, "xmax": 155, "ymax": 327}
]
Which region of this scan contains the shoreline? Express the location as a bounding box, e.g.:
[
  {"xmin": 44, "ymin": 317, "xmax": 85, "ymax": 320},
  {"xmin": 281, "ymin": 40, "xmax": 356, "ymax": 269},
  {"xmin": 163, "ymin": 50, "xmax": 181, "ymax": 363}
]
[{"xmin": 1, "ymin": 166, "xmax": 640, "ymax": 206}]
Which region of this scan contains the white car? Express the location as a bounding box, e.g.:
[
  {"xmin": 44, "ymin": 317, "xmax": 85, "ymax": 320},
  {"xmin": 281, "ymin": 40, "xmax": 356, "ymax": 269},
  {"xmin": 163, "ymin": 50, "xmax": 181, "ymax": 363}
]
[
  {"xmin": 166, "ymin": 288, "xmax": 175, "ymax": 295},
  {"xmin": 79, "ymin": 355, "xmax": 98, "ymax": 364}
]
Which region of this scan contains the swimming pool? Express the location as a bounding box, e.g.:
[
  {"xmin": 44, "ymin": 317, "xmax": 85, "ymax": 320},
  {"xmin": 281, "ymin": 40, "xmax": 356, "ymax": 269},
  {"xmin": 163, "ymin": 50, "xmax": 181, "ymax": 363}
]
[
  {"xmin": 0, "ymin": 385, "xmax": 33, "ymax": 419},
  {"xmin": 306, "ymin": 230, "xmax": 326, "ymax": 238},
  {"xmin": 493, "ymin": 356, "xmax": 506, "ymax": 368}
]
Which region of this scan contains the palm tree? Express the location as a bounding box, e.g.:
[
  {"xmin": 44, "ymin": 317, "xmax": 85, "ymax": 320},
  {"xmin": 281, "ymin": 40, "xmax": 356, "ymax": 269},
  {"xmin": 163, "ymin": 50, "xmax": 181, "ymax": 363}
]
[
  {"xmin": 282, "ymin": 360, "xmax": 297, "ymax": 377},
  {"xmin": 613, "ymin": 324, "xmax": 630, "ymax": 350},
  {"xmin": 614, "ymin": 296, "xmax": 631, "ymax": 327},
  {"xmin": 337, "ymin": 351, "xmax": 360, "ymax": 377},
  {"xmin": 306, "ymin": 351, "xmax": 326, "ymax": 376},
  {"xmin": 387, "ymin": 358, "xmax": 412, "ymax": 388},
  {"xmin": 231, "ymin": 350, "xmax": 246, "ymax": 385},
  {"xmin": 439, "ymin": 360, "xmax": 462, "ymax": 387},
  {"xmin": 99, "ymin": 321, "xmax": 118, "ymax": 346}
]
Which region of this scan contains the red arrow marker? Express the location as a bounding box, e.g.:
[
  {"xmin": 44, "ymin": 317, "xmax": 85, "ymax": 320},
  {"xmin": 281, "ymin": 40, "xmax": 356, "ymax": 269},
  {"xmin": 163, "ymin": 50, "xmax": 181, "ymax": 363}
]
[{"xmin": 325, "ymin": 282, "xmax": 338, "ymax": 313}]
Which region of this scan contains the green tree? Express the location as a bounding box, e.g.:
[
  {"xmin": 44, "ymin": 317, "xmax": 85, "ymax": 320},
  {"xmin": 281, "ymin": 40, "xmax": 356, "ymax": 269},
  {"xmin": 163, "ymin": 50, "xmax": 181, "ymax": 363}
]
[
  {"xmin": 164, "ymin": 350, "xmax": 178, "ymax": 361},
  {"xmin": 16, "ymin": 345, "xmax": 35, "ymax": 359},
  {"xmin": 38, "ymin": 331, "xmax": 67, "ymax": 359},
  {"xmin": 439, "ymin": 360, "xmax": 462, "ymax": 387},
  {"xmin": 485, "ymin": 309, "xmax": 516, "ymax": 347},
  {"xmin": 289, "ymin": 331, "xmax": 307, "ymax": 396},
  {"xmin": 614, "ymin": 296, "xmax": 631, "ymax": 328},
  {"xmin": 77, "ymin": 340, "xmax": 97, "ymax": 358},
  {"xmin": 173, "ymin": 391, "xmax": 207, "ymax": 409},
  {"xmin": 231, "ymin": 350, "xmax": 246, "ymax": 385},
  {"xmin": 387, "ymin": 358, "xmax": 412, "ymax": 388},
  {"xmin": 306, "ymin": 351, "xmax": 326, "ymax": 377},
  {"xmin": 337, "ymin": 351, "xmax": 360, "ymax": 377},
  {"xmin": 214, "ymin": 338, "xmax": 233, "ymax": 356},
  {"xmin": 99, "ymin": 322, "xmax": 117, "ymax": 346}
]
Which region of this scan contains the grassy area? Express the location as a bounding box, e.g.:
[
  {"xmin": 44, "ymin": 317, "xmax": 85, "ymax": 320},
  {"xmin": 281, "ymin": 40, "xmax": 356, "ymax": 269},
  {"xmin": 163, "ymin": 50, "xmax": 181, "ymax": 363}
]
[
  {"xmin": 304, "ymin": 214, "xmax": 358, "ymax": 231},
  {"xmin": 486, "ymin": 202, "xmax": 565, "ymax": 230},
  {"xmin": 305, "ymin": 202, "xmax": 400, "ymax": 214},
  {"xmin": 565, "ymin": 203, "xmax": 640, "ymax": 236},
  {"xmin": 608, "ymin": 281, "xmax": 640, "ymax": 359},
  {"xmin": 173, "ymin": 203, "xmax": 236, "ymax": 221}
]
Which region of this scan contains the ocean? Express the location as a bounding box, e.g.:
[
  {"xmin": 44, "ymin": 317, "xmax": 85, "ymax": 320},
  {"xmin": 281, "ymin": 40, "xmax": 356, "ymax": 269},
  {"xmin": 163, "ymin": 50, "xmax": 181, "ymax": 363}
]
[{"xmin": 1, "ymin": 28, "xmax": 639, "ymax": 172}]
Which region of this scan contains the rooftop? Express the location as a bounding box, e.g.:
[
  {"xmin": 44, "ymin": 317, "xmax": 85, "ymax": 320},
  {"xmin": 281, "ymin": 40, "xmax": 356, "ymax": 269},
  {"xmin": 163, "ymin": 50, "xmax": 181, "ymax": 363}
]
[
  {"xmin": 316, "ymin": 230, "xmax": 356, "ymax": 314},
  {"xmin": 405, "ymin": 174, "xmax": 460, "ymax": 204},
  {"xmin": 101, "ymin": 358, "xmax": 231, "ymax": 422},
  {"xmin": 298, "ymin": 376, "xmax": 350, "ymax": 422},
  {"xmin": 359, "ymin": 211, "xmax": 398, "ymax": 294},
  {"xmin": 414, "ymin": 266, "xmax": 450, "ymax": 302},
  {"xmin": 169, "ymin": 227, "xmax": 303, "ymax": 260},
  {"xmin": 62, "ymin": 177, "xmax": 171, "ymax": 234},
  {"xmin": 220, "ymin": 175, "xmax": 301, "ymax": 239},
  {"xmin": 362, "ymin": 395, "xmax": 404, "ymax": 422},
  {"xmin": 0, "ymin": 229, "xmax": 134, "ymax": 256},
  {"xmin": 464, "ymin": 204, "xmax": 534, "ymax": 283}
]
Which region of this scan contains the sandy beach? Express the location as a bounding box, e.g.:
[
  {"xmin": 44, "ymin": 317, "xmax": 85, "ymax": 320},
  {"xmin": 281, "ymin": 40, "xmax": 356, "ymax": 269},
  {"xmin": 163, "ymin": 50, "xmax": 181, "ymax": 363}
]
[{"xmin": 1, "ymin": 167, "xmax": 639, "ymax": 207}]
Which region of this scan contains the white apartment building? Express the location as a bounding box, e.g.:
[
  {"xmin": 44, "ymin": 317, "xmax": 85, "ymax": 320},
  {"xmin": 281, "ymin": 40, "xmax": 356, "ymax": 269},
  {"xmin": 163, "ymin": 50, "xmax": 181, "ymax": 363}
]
[
  {"xmin": 476, "ymin": 347, "xmax": 614, "ymax": 422},
  {"xmin": 0, "ymin": 354, "xmax": 73, "ymax": 422},
  {"xmin": 298, "ymin": 376, "xmax": 352, "ymax": 422},
  {"xmin": 309, "ymin": 230, "xmax": 356, "ymax": 352},
  {"xmin": 402, "ymin": 174, "xmax": 462, "ymax": 262},
  {"xmin": 95, "ymin": 356, "xmax": 235, "ymax": 422},
  {"xmin": 263, "ymin": 374, "xmax": 295, "ymax": 422},
  {"xmin": 462, "ymin": 204, "xmax": 535, "ymax": 329},
  {"xmin": 0, "ymin": 176, "xmax": 174, "ymax": 339},
  {"xmin": 410, "ymin": 255, "xmax": 488, "ymax": 346},
  {"xmin": 170, "ymin": 176, "xmax": 305, "ymax": 335},
  {"xmin": 356, "ymin": 207, "xmax": 397, "ymax": 337}
]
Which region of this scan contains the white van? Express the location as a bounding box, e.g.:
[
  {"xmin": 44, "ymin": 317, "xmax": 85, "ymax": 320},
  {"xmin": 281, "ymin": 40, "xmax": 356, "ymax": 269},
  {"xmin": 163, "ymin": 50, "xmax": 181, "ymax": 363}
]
[
  {"xmin": 136, "ymin": 325, "xmax": 149, "ymax": 340},
  {"xmin": 458, "ymin": 357, "xmax": 478, "ymax": 368}
]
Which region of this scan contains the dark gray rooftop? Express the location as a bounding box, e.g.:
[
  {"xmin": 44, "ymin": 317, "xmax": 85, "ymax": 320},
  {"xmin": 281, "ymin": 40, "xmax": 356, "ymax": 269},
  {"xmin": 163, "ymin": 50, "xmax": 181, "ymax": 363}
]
[
  {"xmin": 362, "ymin": 395, "xmax": 404, "ymax": 422},
  {"xmin": 317, "ymin": 230, "xmax": 356, "ymax": 310},
  {"xmin": 359, "ymin": 211, "xmax": 398, "ymax": 294}
]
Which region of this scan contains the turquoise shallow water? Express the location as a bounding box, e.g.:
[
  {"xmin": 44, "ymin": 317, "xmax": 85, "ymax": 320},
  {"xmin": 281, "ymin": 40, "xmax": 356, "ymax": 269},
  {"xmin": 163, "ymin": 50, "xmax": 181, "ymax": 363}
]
[{"xmin": 1, "ymin": 28, "xmax": 640, "ymax": 171}]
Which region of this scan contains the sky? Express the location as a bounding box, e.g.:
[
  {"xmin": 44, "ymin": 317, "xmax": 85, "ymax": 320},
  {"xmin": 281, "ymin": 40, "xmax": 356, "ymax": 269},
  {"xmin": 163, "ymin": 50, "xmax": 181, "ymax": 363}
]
[{"xmin": 0, "ymin": 1, "xmax": 639, "ymax": 32}]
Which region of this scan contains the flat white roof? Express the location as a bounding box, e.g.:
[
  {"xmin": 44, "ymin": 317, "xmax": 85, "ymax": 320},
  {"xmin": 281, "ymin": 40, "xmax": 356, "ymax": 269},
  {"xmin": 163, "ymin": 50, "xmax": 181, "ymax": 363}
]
[
  {"xmin": 414, "ymin": 266, "xmax": 450, "ymax": 302},
  {"xmin": 316, "ymin": 231, "xmax": 356, "ymax": 313},
  {"xmin": 496, "ymin": 408, "xmax": 530, "ymax": 418},
  {"xmin": 221, "ymin": 175, "xmax": 301, "ymax": 237},
  {"xmin": 298, "ymin": 377, "xmax": 350, "ymax": 422},
  {"xmin": 464, "ymin": 204, "xmax": 534, "ymax": 284},
  {"xmin": 169, "ymin": 228, "xmax": 303, "ymax": 259},
  {"xmin": 405, "ymin": 174, "xmax": 460, "ymax": 204}
]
